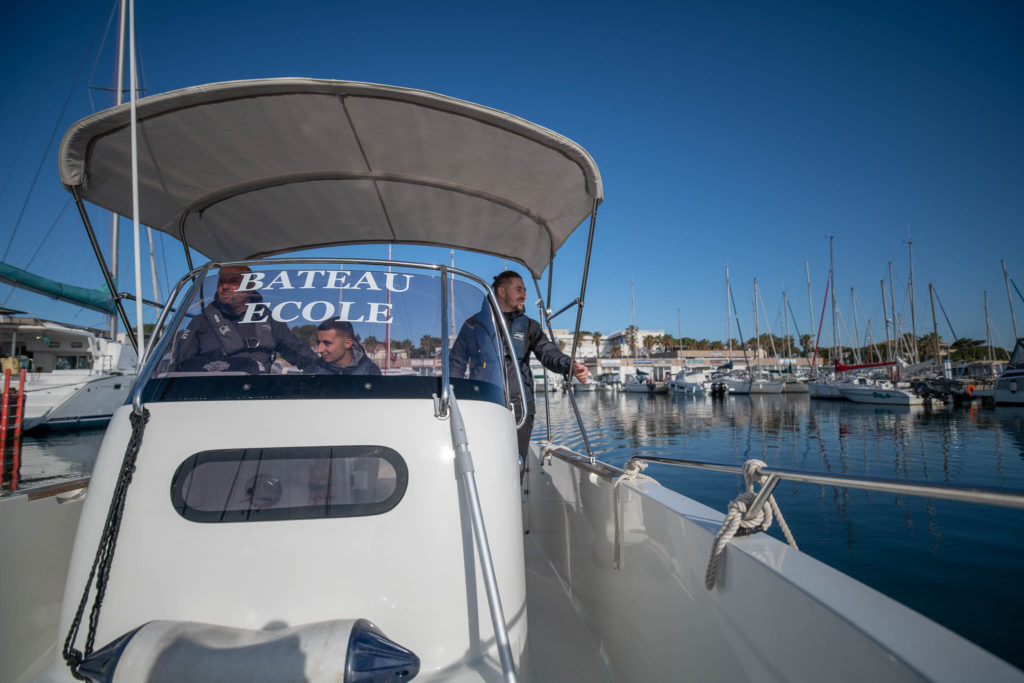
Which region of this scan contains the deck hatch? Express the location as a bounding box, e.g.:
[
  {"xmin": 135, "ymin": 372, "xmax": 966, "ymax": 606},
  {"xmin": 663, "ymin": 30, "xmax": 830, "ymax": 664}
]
[{"xmin": 170, "ymin": 445, "xmax": 408, "ymax": 522}]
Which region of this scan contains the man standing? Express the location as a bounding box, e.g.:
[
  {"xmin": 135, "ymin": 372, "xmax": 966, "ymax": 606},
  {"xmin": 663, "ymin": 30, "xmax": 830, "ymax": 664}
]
[
  {"xmin": 316, "ymin": 320, "xmax": 382, "ymax": 375},
  {"xmin": 487, "ymin": 270, "xmax": 587, "ymax": 458},
  {"xmin": 175, "ymin": 265, "xmax": 320, "ymax": 373}
]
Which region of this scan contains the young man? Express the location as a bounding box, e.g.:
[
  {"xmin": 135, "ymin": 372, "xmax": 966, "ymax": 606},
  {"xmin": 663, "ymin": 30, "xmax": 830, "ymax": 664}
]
[
  {"xmin": 316, "ymin": 320, "xmax": 382, "ymax": 375},
  {"xmin": 490, "ymin": 270, "xmax": 587, "ymax": 458}
]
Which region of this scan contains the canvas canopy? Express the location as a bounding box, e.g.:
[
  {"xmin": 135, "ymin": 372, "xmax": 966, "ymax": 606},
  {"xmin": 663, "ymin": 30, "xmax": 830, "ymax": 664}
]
[{"xmin": 58, "ymin": 78, "xmax": 602, "ymax": 278}]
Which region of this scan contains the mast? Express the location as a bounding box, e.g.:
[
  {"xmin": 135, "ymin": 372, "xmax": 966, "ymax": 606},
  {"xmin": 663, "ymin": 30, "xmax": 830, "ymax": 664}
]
[
  {"xmin": 783, "ymin": 290, "xmax": 792, "ymax": 360},
  {"xmin": 929, "ymin": 283, "xmax": 940, "ymax": 369},
  {"xmin": 985, "ymin": 291, "xmax": 994, "ymax": 364},
  {"xmin": 907, "ymin": 236, "xmax": 919, "ymax": 362},
  {"xmin": 754, "ymin": 277, "xmax": 760, "ymax": 375},
  {"xmin": 677, "ymin": 308, "xmax": 682, "ymax": 353},
  {"xmin": 630, "ymin": 280, "xmax": 637, "ymax": 357},
  {"xmin": 726, "ymin": 267, "xmax": 732, "ymax": 362},
  {"xmin": 881, "ymin": 279, "xmax": 892, "ymax": 362},
  {"xmin": 108, "ymin": 0, "xmax": 127, "ymax": 339},
  {"xmin": 851, "ymin": 287, "xmax": 862, "ymax": 363},
  {"xmin": 888, "ymin": 262, "xmax": 898, "ymax": 360},
  {"xmin": 829, "ymin": 237, "xmax": 837, "ymax": 362},
  {"xmin": 805, "ymin": 261, "xmax": 813, "ymax": 355},
  {"xmin": 1003, "ymin": 260, "xmax": 1019, "ymax": 339}
]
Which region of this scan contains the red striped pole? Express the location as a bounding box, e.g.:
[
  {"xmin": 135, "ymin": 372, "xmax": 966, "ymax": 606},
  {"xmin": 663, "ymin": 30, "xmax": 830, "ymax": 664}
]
[
  {"xmin": 12, "ymin": 369, "xmax": 25, "ymax": 490},
  {"xmin": 0, "ymin": 369, "xmax": 9, "ymax": 489}
]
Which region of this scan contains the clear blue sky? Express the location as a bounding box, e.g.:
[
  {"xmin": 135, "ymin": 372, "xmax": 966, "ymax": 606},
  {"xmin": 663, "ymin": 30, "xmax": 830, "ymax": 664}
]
[{"xmin": 1, "ymin": 0, "xmax": 1022, "ymax": 349}]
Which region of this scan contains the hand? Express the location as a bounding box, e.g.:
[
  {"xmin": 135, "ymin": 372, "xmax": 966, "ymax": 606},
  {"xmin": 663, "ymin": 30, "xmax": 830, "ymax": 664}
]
[{"xmin": 573, "ymin": 362, "xmax": 589, "ymax": 383}]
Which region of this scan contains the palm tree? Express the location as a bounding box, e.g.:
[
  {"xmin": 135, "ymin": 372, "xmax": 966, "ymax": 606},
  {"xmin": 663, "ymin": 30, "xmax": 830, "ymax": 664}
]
[
  {"xmin": 625, "ymin": 325, "xmax": 638, "ymax": 357},
  {"xmin": 592, "ymin": 331, "xmax": 602, "ymax": 357},
  {"xmin": 643, "ymin": 335, "xmax": 656, "ymax": 356}
]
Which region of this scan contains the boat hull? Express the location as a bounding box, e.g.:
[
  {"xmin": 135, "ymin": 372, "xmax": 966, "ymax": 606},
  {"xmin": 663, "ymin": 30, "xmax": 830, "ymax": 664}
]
[{"xmin": 838, "ymin": 385, "xmax": 925, "ymax": 405}]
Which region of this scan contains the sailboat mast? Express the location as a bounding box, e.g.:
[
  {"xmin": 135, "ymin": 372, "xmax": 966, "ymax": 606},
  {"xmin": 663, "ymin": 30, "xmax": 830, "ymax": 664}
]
[
  {"xmin": 984, "ymin": 291, "xmax": 994, "ymax": 364},
  {"xmin": 1003, "ymin": 259, "xmax": 1019, "ymax": 339},
  {"xmin": 726, "ymin": 267, "xmax": 732, "ymax": 360},
  {"xmin": 851, "ymin": 287, "xmax": 861, "ymax": 363},
  {"xmin": 908, "ymin": 237, "xmax": 919, "ymax": 362},
  {"xmin": 829, "ymin": 237, "xmax": 838, "ymax": 362},
  {"xmin": 929, "ymin": 283, "xmax": 940, "ymax": 368},
  {"xmin": 631, "ymin": 280, "xmax": 637, "ymax": 357},
  {"xmin": 805, "ymin": 261, "xmax": 813, "ymax": 353},
  {"xmin": 754, "ymin": 277, "xmax": 761, "ymax": 373},
  {"xmin": 888, "ymin": 262, "xmax": 898, "ymax": 360},
  {"xmin": 108, "ymin": 0, "xmax": 127, "ymax": 339},
  {"xmin": 881, "ymin": 279, "xmax": 892, "ymax": 362},
  {"xmin": 783, "ymin": 290, "xmax": 791, "ymax": 360}
]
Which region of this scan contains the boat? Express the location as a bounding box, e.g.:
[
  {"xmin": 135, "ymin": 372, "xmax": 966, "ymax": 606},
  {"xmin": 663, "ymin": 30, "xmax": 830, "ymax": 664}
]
[
  {"xmin": 0, "ymin": 316, "xmax": 136, "ymax": 433},
  {"xmin": 667, "ymin": 368, "xmax": 710, "ymax": 393},
  {"xmin": 624, "ymin": 372, "xmax": 667, "ymax": 393},
  {"xmin": 994, "ymin": 338, "xmax": 1024, "ymax": 405},
  {"xmin": 837, "ymin": 376, "xmax": 929, "ymax": 406},
  {"xmin": 15, "ymin": 78, "xmax": 1024, "ymax": 683}
]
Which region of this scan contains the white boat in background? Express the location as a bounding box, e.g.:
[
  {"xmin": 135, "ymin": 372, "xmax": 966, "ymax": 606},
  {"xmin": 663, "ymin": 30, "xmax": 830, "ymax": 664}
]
[
  {"xmin": 667, "ymin": 368, "xmax": 709, "ymax": 393},
  {"xmin": 0, "ymin": 318, "xmax": 136, "ymax": 432},
  {"xmin": 994, "ymin": 338, "xmax": 1024, "ymax": 405},
  {"xmin": 11, "ymin": 77, "xmax": 1024, "ymax": 683},
  {"xmin": 723, "ymin": 372, "xmax": 783, "ymax": 395},
  {"xmin": 838, "ymin": 377, "xmax": 928, "ymax": 406}
]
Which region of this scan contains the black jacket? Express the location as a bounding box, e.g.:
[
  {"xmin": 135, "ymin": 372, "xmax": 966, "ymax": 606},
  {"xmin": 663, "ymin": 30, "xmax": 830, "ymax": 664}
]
[
  {"xmin": 505, "ymin": 311, "xmax": 573, "ymax": 418},
  {"xmin": 173, "ymin": 301, "xmax": 320, "ymax": 373}
]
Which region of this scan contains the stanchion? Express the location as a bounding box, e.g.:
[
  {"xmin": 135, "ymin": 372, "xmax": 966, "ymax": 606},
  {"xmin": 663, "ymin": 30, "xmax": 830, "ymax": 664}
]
[
  {"xmin": 12, "ymin": 368, "xmax": 25, "ymax": 490},
  {"xmin": 1, "ymin": 369, "xmax": 9, "ymax": 489}
]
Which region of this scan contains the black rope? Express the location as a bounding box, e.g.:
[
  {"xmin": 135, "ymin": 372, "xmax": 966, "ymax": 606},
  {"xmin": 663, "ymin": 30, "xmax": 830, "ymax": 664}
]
[{"xmin": 62, "ymin": 408, "xmax": 150, "ymax": 679}]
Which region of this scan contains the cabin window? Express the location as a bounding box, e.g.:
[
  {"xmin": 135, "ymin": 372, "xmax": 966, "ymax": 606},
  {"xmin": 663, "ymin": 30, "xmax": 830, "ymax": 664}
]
[
  {"xmin": 56, "ymin": 355, "xmax": 93, "ymax": 370},
  {"xmin": 143, "ymin": 264, "xmax": 508, "ymax": 406},
  {"xmin": 71, "ymin": 341, "xmax": 84, "ymax": 348},
  {"xmin": 170, "ymin": 445, "xmax": 408, "ymax": 523}
]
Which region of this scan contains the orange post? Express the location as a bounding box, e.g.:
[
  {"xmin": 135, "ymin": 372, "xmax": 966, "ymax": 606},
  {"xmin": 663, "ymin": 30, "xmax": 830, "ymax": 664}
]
[
  {"xmin": 0, "ymin": 369, "xmax": 9, "ymax": 489},
  {"xmin": 11, "ymin": 368, "xmax": 25, "ymax": 490}
]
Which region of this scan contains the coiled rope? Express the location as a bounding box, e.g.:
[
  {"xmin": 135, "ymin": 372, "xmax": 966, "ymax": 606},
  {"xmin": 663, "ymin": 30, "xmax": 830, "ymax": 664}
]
[
  {"xmin": 613, "ymin": 459, "xmax": 658, "ymax": 570},
  {"xmin": 705, "ymin": 459, "xmax": 797, "ymax": 590},
  {"xmin": 62, "ymin": 408, "xmax": 150, "ymax": 679}
]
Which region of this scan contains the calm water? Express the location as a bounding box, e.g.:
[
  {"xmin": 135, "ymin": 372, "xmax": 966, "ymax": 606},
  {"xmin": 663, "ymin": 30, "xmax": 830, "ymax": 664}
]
[
  {"xmin": 13, "ymin": 396, "xmax": 1024, "ymax": 668},
  {"xmin": 536, "ymin": 390, "xmax": 1024, "ymax": 670}
]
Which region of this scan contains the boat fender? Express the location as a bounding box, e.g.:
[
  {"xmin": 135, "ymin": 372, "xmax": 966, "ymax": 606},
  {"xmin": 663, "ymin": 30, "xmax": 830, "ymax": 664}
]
[
  {"xmin": 77, "ymin": 618, "xmax": 420, "ymax": 683},
  {"xmin": 967, "ymin": 384, "xmax": 976, "ymax": 398}
]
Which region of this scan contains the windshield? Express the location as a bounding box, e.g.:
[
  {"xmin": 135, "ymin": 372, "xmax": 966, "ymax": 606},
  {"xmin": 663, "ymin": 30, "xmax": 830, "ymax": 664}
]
[{"xmin": 144, "ymin": 263, "xmax": 507, "ymax": 404}]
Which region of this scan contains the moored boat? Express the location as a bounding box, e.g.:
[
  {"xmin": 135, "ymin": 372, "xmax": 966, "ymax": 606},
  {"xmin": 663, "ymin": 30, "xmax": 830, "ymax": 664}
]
[{"xmin": 994, "ymin": 338, "xmax": 1024, "ymax": 405}]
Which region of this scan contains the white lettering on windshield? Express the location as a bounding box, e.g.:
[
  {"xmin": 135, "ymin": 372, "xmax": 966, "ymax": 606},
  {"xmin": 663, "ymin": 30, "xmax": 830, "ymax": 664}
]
[
  {"xmin": 272, "ymin": 301, "xmax": 302, "ymax": 323},
  {"xmin": 366, "ymin": 302, "xmax": 393, "ymax": 324},
  {"xmin": 232, "ymin": 270, "xmax": 412, "ymax": 292},
  {"xmin": 240, "ymin": 303, "xmax": 270, "ymax": 323}
]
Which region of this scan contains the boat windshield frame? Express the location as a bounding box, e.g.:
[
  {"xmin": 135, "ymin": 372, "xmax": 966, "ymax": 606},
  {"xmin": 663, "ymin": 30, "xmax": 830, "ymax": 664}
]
[{"xmin": 132, "ymin": 257, "xmax": 528, "ymax": 426}]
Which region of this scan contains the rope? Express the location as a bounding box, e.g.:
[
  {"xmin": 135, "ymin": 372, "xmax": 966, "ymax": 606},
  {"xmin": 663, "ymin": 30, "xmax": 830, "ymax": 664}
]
[
  {"xmin": 613, "ymin": 459, "xmax": 658, "ymax": 570},
  {"xmin": 705, "ymin": 459, "xmax": 797, "ymax": 590},
  {"xmin": 62, "ymin": 408, "xmax": 149, "ymax": 679}
]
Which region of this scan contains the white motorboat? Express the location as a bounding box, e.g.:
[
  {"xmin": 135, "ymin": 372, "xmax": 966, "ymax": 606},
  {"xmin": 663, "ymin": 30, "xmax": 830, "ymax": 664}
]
[
  {"xmin": 667, "ymin": 368, "xmax": 709, "ymax": 393},
  {"xmin": 13, "ymin": 78, "xmax": 1024, "ymax": 683},
  {"xmin": 722, "ymin": 372, "xmax": 783, "ymax": 395},
  {"xmin": 624, "ymin": 373, "xmax": 667, "ymax": 393},
  {"xmin": 837, "ymin": 377, "xmax": 928, "ymax": 406},
  {"xmin": 0, "ymin": 318, "xmax": 136, "ymax": 432},
  {"xmin": 993, "ymin": 338, "xmax": 1024, "ymax": 405}
]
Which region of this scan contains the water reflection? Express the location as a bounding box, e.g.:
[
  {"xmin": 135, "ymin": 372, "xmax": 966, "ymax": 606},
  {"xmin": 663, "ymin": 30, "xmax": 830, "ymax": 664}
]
[{"xmin": 537, "ymin": 392, "xmax": 1024, "ymax": 668}]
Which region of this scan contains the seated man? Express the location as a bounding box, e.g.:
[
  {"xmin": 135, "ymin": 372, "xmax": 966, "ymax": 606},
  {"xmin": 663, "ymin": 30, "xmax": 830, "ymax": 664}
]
[
  {"xmin": 174, "ymin": 265, "xmax": 321, "ymax": 373},
  {"xmin": 315, "ymin": 320, "xmax": 382, "ymax": 375}
]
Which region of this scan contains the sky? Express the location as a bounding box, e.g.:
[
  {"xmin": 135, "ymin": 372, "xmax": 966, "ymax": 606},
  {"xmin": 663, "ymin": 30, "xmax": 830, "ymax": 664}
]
[{"xmin": 1, "ymin": 0, "xmax": 1022, "ymax": 350}]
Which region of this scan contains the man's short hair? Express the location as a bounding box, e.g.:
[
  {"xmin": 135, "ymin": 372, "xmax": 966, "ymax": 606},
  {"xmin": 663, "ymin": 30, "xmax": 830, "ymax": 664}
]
[
  {"xmin": 492, "ymin": 270, "xmax": 523, "ymax": 290},
  {"xmin": 317, "ymin": 320, "xmax": 356, "ymax": 340}
]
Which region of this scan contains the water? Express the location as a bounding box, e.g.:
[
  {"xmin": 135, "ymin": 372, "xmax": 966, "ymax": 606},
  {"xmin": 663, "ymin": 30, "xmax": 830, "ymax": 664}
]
[
  {"xmin": 13, "ymin": 396, "xmax": 1024, "ymax": 669},
  {"xmin": 536, "ymin": 390, "xmax": 1024, "ymax": 670}
]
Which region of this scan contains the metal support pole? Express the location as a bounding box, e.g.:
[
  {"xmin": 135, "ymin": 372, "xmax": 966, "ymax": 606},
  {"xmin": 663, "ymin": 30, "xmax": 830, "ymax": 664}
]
[
  {"xmin": 439, "ymin": 266, "xmax": 450, "ymax": 415},
  {"xmin": 448, "ymin": 389, "xmax": 517, "ymax": 683},
  {"xmin": 72, "ymin": 190, "xmax": 138, "ymax": 351}
]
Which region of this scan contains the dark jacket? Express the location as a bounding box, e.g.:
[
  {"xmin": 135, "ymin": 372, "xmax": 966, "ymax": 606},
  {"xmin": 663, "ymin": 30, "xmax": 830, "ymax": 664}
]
[
  {"xmin": 505, "ymin": 311, "xmax": 573, "ymax": 419},
  {"xmin": 315, "ymin": 343, "xmax": 382, "ymax": 376},
  {"xmin": 449, "ymin": 299, "xmax": 503, "ymax": 387},
  {"xmin": 174, "ymin": 301, "xmax": 320, "ymax": 373}
]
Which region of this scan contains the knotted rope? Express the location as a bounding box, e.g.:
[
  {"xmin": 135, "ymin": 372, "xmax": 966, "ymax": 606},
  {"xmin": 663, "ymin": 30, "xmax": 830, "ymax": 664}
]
[
  {"xmin": 613, "ymin": 459, "xmax": 658, "ymax": 569},
  {"xmin": 705, "ymin": 459, "xmax": 797, "ymax": 590}
]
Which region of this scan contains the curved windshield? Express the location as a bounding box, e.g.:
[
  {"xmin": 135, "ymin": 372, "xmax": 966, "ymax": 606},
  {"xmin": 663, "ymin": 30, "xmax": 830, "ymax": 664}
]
[{"xmin": 145, "ymin": 263, "xmax": 507, "ymax": 403}]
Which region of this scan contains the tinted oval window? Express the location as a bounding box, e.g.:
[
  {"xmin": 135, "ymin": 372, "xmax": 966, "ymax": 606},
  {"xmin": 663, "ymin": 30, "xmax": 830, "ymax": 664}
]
[{"xmin": 170, "ymin": 445, "xmax": 408, "ymax": 523}]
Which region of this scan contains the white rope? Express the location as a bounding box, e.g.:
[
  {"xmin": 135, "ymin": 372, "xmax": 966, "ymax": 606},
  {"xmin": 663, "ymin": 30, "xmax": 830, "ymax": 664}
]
[
  {"xmin": 613, "ymin": 459, "xmax": 658, "ymax": 570},
  {"xmin": 705, "ymin": 459, "xmax": 798, "ymax": 590}
]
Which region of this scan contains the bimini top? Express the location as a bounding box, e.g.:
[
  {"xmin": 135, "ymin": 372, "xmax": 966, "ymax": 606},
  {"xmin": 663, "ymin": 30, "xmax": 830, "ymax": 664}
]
[{"xmin": 58, "ymin": 78, "xmax": 602, "ymax": 278}]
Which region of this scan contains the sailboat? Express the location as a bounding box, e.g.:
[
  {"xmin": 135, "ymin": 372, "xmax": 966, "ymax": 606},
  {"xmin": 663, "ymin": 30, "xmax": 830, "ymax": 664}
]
[{"xmin": 12, "ymin": 78, "xmax": 1024, "ymax": 682}]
